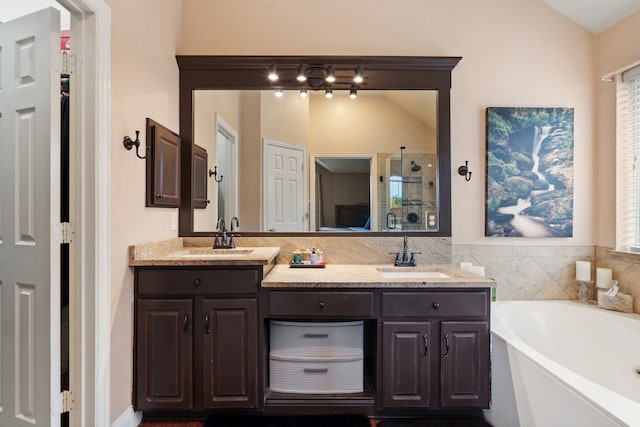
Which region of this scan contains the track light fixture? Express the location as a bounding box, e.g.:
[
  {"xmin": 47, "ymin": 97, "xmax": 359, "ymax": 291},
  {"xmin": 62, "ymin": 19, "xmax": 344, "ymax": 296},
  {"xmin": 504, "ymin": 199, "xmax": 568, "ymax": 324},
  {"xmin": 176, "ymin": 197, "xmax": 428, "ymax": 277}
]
[
  {"xmin": 268, "ymin": 63, "xmax": 279, "ymax": 82},
  {"xmin": 296, "ymin": 65, "xmax": 307, "ymax": 82},
  {"xmin": 353, "ymin": 66, "xmax": 364, "ymax": 84},
  {"xmin": 325, "ymin": 65, "xmax": 336, "ymax": 83},
  {"xmin": 265, "ymin": 63, "xmax": 365, "ymax": 98}
]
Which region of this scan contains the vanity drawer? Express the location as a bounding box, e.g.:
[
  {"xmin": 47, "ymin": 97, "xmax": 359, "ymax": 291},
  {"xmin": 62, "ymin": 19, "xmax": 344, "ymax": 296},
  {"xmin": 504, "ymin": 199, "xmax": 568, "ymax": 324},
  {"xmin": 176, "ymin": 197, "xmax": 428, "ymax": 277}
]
[
  {"xmin": 267, "ymin": 291, "xmax": 374, "ymax": 318},
  {"xmin": 269, "ymin": 354, "xmax": 364, "ymax": 394},
  {"xmin": 382, "ymin": 291, "xmax": 488, "ymax": 318},
  {"xmin": 270, "ymin": 320, "xmax": 363, "ymax": 358},
  {"xmin": 137, "ymin": 268, "xmax": 258, "ymax": 296}
]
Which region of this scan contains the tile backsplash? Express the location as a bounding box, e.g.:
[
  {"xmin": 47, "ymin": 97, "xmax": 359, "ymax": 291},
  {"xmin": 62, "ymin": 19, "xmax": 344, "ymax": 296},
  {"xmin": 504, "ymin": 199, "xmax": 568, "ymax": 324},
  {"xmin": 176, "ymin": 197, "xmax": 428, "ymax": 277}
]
[{"xmin": 180, "ymin": 237, "xmax": 639, "ymax": 313}]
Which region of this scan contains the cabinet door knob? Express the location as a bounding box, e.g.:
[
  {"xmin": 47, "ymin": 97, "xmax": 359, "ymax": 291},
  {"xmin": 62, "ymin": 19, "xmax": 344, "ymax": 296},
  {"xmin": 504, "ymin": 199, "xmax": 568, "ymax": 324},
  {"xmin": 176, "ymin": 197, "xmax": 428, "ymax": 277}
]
[
  {"xmin": 432, "ymin": 302, "xmax": 440, "ymax": 309},
  {"xmin": 318, "ymin": 301, "xmax": 326, "ymax": 309},
  {"xmin": 156, "ymin": 193, "xmax": 164, "ymax": 200},
  {"xmin": 193, "ymin": 278, "xmax": 201, "ymax": 287}
]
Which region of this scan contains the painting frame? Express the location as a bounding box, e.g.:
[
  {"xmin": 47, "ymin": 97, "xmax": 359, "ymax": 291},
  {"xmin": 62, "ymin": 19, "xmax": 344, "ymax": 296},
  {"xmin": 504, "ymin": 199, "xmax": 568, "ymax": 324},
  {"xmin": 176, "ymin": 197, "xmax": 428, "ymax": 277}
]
[{"xmin": 485, "ymin": 107, "xmax": 574, "ymax": 238}]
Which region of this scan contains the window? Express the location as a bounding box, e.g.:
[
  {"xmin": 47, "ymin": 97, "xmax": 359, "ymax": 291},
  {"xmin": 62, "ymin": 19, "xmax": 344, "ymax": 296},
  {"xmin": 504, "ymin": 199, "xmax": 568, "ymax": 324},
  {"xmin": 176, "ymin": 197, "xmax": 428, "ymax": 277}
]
[{"xmin": 616, "ymin": 64, "xmax": 640, "ymax": 252}]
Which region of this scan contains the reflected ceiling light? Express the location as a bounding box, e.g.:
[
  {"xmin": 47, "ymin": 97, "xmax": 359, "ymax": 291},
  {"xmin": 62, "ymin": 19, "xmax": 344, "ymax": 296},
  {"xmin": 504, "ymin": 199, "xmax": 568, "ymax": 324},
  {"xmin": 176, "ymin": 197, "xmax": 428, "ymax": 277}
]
[
  {"xmin": 299, "ymin": 88, "xmax": 308, "ymax": 98},
  {"xmin": 353, "ymin": 66, "xmax": 364, "ymax": 84},
  {"xmin": 268, "ymin": 63, "xmax": 279, "ymax": 82},
  {"xmin": 274, "ymin": 88, "xmax": 284, "ymax": 97},
  {"xmin": 325, "ymin": 65, "xmax": 336, "ymax": 83},
  {"xmin": 349, "ymin": 88, "xmax": 358, "ymax": 99},
  {"xmin": 296, "ymin": 65, "xmax": 307, "ymax": 82},
  {"xmin": 325, "ymin": 89, "xmax": 333, "ymax": 99}
]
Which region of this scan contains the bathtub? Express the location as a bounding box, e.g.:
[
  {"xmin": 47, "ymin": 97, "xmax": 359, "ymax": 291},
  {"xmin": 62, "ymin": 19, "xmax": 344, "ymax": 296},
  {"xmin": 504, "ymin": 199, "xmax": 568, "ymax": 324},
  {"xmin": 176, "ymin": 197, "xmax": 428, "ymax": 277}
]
[{"xmin": 485, "ymin": 300, "xmax": 640, "ymax": 427}]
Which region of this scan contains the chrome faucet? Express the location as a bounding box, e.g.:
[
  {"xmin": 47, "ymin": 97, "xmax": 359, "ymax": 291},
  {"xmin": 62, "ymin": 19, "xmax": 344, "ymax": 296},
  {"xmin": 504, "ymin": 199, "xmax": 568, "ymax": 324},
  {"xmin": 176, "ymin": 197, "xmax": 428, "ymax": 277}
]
[
  {"xmin": 391, "ymin": 236, "xmax": 421, "ymax": 267},
  {"xmin": 214, "ymin": 217, "xmax": 228, "ymax": 248}
]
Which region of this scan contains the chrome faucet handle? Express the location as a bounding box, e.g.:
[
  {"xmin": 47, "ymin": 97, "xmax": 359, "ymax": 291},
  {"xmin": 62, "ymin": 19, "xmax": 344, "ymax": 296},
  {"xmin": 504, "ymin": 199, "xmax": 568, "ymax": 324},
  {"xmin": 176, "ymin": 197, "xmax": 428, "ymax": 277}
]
[
  {"xmin": 409, "ymin": 252, "xmax": 421, "ymax": 265},
  {"xmin": 228, "ymin": 233, "xmax": 239, "ymax": 248},
  {"xmin": 213, "ymin": 233, "xmax": 221, "ymax": 249},
  {"xmin": 390, "ymin": 252, "xmax": 401, "ymax": 265}
]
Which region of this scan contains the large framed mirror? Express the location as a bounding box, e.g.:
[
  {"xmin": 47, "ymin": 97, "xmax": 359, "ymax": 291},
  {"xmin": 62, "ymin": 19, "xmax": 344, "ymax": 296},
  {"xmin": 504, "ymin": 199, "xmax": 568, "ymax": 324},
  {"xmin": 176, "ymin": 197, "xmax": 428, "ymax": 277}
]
[{"xmin": 177, "ymin": 56, "xmax": 461, "ymax": 236}]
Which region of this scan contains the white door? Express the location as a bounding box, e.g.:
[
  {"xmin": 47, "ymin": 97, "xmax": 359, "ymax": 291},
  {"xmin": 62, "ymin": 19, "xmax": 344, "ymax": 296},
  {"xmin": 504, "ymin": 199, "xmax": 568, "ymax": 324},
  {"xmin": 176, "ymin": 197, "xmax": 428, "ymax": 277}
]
[
  {"xmin": 0, "ymin": 8, "xmax": 61, "ymax": 427},
  {"xmin": 262, "ymin": 139, "xmax": 307, "ymax": 231}
]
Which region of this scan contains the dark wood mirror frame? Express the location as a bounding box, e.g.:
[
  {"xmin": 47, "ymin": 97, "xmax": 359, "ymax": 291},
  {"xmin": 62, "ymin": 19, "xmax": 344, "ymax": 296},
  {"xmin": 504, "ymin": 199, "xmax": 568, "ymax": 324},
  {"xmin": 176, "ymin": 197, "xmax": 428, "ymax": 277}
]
[{"xmin": 176, "ymin": 55, "xmax": 461, "ymax": 237}]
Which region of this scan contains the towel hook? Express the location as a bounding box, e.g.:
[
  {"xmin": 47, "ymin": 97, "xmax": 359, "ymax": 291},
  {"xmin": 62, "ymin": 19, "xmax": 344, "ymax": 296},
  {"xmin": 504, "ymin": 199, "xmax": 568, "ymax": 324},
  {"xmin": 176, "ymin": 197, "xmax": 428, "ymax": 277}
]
[
  {"xmin": 123, "ymin": 130, "xmax": 149, "ymax": 159},
  {"xmin": 209, "ymin": 166, "xmax": 223, "ymax": 183},
  {"xmin": 458, "ymin": 161, "xmax": 472, "ymax": 181}
]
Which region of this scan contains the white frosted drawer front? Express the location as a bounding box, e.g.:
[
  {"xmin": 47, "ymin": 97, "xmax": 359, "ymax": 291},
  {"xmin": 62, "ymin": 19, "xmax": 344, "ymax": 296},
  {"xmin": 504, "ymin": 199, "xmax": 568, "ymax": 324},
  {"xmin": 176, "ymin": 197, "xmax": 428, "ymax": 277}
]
[
  {"xmin": 270, "ymin": 320, "xmax": 363, "ymax": 358},
  {"xmin": 269, "ymin": 354, "xmax": 363, "ymax": 394}
]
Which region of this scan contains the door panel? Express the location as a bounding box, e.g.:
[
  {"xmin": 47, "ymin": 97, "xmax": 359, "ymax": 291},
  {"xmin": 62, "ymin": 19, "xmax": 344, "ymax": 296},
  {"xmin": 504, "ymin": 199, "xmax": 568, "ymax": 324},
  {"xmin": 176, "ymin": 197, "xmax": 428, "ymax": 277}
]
[
  {"xmin": 263, "ymin": 139, "xmax": 306, "ymax": 231},
  {"xmin": 382, "ymin": 321, "xmax": 432, "ymax": 408},
  {"xmin": 202, "ymin": 299, "xmax": 259, "ymax": 409},
  {"xmin": 440, "ymin": 321, "xmax": 490, "ymax": 408},
  {"xmin": 0, "ymin": 8, "xmax": 61, "ymax": 427}
]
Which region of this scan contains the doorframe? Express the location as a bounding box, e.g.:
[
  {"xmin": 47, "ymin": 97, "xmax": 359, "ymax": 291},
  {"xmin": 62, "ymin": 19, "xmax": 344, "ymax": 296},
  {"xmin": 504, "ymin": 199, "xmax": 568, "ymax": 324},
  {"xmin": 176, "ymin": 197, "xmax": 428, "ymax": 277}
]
[
  {"xmin": 310, "ymin": 154, "xmax": 378, "ymax": 231},
  {"xmin": 57, "ymin": 0, "xmax": 111, "ymax": 425},
  {"xmin": 215, "ymin": 113, "xmax": 239, "ymax": 222}
]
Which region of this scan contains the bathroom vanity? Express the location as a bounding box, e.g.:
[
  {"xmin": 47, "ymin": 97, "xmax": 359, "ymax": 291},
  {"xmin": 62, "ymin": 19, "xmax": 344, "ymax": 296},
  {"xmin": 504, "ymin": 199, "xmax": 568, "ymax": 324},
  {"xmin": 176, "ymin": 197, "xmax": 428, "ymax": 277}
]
[{"xmin": 129, "ymin": 242, "xmax": 494, "ymax": 420}]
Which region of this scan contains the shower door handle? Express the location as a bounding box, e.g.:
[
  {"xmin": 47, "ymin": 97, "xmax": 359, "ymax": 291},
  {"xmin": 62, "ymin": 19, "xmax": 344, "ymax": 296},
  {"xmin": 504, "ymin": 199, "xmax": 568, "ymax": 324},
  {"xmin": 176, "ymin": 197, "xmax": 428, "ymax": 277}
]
[{"xmin": 387, "ymin": 212, "xmax": 397, "ymax": 229}]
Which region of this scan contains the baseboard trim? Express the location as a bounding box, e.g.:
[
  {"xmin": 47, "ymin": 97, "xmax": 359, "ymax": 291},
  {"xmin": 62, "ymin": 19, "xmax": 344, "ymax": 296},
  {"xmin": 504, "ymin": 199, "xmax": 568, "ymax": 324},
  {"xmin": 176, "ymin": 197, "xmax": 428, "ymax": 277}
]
[{"xmin": 112, "ymin": 406, "xmax": 142, "ymax": 427}]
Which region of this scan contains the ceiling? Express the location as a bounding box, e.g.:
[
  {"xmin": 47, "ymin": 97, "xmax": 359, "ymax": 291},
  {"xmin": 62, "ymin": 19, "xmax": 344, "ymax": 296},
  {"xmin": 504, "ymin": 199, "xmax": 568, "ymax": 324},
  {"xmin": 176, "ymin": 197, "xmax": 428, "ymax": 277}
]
[{"xmin": 543, "ymin": 0, "xmax": 640, "ymax": 33}]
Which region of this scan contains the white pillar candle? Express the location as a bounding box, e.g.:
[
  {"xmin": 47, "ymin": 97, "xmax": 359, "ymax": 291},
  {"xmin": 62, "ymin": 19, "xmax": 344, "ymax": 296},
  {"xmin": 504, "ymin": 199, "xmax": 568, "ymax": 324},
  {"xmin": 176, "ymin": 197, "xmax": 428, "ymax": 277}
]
[
  {"xmin": 596, "ymin": 267, "xmax": 613, "ymax": 289},
  {"xmin": 460, "ymin": 261, "xmax": 474, "ymax": 272},
  {"xmin": 576, "ymin": 261, "xmax": 591, "ymax": 282},
  {"xmin": 472, "ymin": 266, "xmax": 485, "ymax": 277}
]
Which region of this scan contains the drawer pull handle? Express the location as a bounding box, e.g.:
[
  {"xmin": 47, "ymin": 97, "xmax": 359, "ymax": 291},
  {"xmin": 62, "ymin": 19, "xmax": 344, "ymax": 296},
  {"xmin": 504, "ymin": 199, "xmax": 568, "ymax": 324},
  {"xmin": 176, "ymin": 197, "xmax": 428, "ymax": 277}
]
[
  {"xmin": 318, "ymin": 301, "xmax": 326, "ymax": 309},
  {"xmin": 304, "ymin": 368, "xmax": 329, "ymax": 374},
  {"xmin": 184, "ymin": 313, "xmax": 191, "ymax": 334},
  {"xmin": 423, "ymin": 334, "xmax": 429, "ymax": 356},
  {"xmin": 204, "ymin": 312, "xmax": 210, "ymax": 334},
  {"xmin": 193, "ymin": 278, "xmax": 201, "ymax": 287},
  {"xmin": 444, "ymin": 334, "xmax": 450, "ymax": 357},
  {"xmin": 304, "ymin": 333, "xmax": 329, "ymax": 339},
  {"xmin": 432, "ymin": 302, "xmax": 440, "ymax": 309}
]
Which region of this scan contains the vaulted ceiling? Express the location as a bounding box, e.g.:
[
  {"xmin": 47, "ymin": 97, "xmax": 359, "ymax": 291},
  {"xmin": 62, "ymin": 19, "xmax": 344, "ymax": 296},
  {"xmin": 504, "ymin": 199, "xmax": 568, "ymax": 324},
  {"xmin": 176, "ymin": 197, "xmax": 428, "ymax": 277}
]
[{"xmin": 543, "ymin": 0, "xmax": 640, "ymax": 33}]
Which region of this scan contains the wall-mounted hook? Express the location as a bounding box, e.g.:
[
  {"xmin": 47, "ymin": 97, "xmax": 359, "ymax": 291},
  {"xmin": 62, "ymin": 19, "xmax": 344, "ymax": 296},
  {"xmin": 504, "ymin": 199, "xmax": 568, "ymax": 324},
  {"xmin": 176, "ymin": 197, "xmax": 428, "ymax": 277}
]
[
  {"xmin": 123, "ymin": 130, "xmax": 149, "ymax": 159},
  {"xmin": 209, "ymin": 166, "xmax": 223, "ymax": 183},
  {"xmin": 458, "ymin": 161, "xmax": 472, "ymax": 181}
]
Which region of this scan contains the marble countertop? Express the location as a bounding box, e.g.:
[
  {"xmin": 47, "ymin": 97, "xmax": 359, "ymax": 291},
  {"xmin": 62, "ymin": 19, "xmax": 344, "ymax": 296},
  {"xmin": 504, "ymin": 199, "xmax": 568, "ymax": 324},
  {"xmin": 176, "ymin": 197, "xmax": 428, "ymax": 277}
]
[
  {"xmin": 129, "ymin": 239, "xmax": 280, "ymax": 266},
  {"xmin": 262, "ymin": 264, "xmax": 495, "ymax": 289}
]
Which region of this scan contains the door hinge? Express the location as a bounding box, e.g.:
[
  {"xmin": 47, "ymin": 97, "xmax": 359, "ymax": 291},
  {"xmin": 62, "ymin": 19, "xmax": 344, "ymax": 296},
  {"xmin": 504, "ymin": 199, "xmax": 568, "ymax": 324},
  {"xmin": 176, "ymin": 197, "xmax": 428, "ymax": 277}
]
[
  {"xmin": 53, "ymin": 390, "xmax": 75, "ymax": 415},
  {"xmin": 54, "ymin": 50, "xmax": 76, "ymax": 74},
  {"xmin": 54, "ymin": 222, "xmax": 75, "ymax": 244}
]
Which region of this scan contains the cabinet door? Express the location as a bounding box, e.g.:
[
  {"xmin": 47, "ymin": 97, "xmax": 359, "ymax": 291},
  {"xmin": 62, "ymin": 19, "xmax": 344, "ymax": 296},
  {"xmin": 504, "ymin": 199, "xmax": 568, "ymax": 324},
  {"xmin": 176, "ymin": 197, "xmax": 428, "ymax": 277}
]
[
  {"xmin": 202, "ymin": 299, "xmax": 259, "ymax": 409},
  {"xmin": 440, "ymin": 321, "xmax": 490, "ymax": 408},
  {"xmin": 146, "ymin": 118, "xmax": 181, "ymax": 207},
  {"xmin": 135, "ymin": 299, "xmax": 193, "ymax": 410},
  {"xmin": 382, "ymin": 321, "xmax": 433, "ymax": 408}
]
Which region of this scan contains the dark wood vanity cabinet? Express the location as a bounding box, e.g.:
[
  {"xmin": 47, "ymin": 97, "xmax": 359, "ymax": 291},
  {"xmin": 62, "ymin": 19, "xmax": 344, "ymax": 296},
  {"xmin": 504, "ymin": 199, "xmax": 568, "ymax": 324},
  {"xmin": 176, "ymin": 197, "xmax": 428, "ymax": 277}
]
[
  {"xmin": 134, "ymin": 267, "xmax": 262, "ymax": 413},
  {"xmin": 136, "ymin": 298, "xmax": 194, "ymax": 410},
  {"xmin": 134, "ymin": 270, "xmax": 491, "ymax": 418},
  {"xmin": 380, "ymin": 290, "xmax": 490, "ymax": 412}
]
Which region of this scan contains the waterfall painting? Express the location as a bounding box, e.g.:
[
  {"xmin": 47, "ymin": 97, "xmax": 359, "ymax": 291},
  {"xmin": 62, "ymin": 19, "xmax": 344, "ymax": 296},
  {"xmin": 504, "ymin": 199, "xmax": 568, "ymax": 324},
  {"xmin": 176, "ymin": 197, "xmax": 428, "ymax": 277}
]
[{"xmin": 485, "ymin": 107, "xmax": 574, "ymax": 237}]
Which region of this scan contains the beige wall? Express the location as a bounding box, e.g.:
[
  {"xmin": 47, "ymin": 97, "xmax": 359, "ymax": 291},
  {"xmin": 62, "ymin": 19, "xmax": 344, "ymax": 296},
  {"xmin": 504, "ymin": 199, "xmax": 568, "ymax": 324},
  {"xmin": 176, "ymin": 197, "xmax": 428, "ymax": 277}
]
[
  {"xmin": 105, "ymin": 0, "xmax": 640, "ymax": 423},
  {"xmin": 595, "ymin": 10, "xmax": 640, "ymax": 248},
  {"xmin": 180, "ymin": 0, "xmax": 596, "ymax": 246},
  {"xmin": 107, "ymin": 0, "xmax": 181, "ymax": 421}
]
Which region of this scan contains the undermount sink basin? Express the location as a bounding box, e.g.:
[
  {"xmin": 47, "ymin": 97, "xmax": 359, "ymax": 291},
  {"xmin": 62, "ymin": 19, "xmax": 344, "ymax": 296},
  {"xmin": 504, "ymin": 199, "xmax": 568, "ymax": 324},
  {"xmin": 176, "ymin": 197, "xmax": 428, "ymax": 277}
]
[
  {"xmin": 377, "ymin": 268, "xmax": 453, "ymax": 279},
  {"xmin": 180, "ymin": 248, "xmax": 254, "ymax": 258}
]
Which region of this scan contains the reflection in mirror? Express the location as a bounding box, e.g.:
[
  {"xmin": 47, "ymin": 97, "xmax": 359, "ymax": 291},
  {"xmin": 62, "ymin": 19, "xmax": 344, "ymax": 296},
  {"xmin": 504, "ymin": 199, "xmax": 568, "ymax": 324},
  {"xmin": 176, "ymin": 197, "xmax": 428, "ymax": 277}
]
[{"xmin": 192, "ymin": 89, "xmax": 438, "ymax": 233}]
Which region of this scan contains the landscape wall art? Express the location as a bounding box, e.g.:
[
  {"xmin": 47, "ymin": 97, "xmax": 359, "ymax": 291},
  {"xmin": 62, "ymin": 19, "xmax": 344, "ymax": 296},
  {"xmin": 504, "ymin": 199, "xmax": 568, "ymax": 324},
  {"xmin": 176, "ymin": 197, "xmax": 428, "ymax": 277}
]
[{"xmin": 485, "ymin": 107, "xmax": 574, "ymax": 237}]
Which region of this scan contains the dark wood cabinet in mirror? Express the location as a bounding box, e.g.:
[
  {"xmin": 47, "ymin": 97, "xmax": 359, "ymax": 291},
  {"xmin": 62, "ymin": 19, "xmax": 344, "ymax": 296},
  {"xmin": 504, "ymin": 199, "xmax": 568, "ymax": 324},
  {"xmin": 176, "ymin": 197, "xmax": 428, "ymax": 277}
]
[{"xmin": 177, "ymin": 56, "xmax": 461, "ymax": 237}]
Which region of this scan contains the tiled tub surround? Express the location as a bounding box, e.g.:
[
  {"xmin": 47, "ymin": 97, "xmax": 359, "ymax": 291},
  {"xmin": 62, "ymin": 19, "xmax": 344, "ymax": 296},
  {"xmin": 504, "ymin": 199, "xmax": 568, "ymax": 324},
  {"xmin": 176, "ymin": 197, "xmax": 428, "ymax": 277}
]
[{"xmin": 454, "ymin": 244, "xmax": 640, "ymax": 313}]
